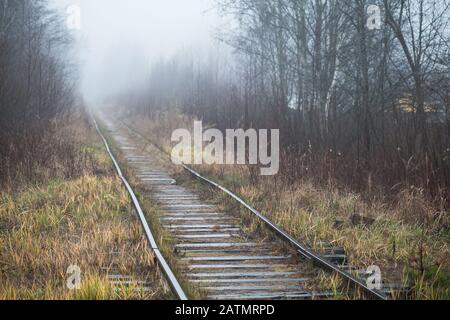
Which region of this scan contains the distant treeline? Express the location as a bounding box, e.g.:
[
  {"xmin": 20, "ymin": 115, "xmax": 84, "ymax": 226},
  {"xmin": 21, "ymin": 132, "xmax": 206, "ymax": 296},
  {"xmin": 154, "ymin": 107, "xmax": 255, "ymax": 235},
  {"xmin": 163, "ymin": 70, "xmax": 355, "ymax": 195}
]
[
  {"xmin": 0, "ymin": 1, "xmax": 77, "ymax": 186},
  {"xmin": 122, "ymin": 0, "xmax": 450, "ymax": 204}
]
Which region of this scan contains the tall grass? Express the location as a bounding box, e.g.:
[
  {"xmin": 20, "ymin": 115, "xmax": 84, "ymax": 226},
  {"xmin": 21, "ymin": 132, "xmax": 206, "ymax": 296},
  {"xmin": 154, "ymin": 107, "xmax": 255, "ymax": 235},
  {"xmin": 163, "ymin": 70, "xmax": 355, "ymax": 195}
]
[
  {"xmin": 0, "ymin": 113, "xmax": 167, "ymax": 300},
  {"xmin": 0, "ymin": 110, "xmax": 101, "ymax": 190}
]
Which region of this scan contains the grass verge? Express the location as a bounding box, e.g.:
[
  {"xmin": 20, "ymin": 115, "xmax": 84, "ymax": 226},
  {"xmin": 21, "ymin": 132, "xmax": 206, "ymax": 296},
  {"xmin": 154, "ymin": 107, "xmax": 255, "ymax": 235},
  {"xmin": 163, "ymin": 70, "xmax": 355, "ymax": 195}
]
[{"xmin": 0, "ymin": 114, "xmax": 168, "ymax": 300}]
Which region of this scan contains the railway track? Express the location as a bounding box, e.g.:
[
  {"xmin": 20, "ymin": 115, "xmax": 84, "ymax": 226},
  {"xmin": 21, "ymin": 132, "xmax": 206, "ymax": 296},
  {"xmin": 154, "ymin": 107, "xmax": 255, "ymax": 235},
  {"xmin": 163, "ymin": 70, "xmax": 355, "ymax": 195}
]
[{"xmin": 93, "ymin": 111, "xmax": 389, "ymax": 300}]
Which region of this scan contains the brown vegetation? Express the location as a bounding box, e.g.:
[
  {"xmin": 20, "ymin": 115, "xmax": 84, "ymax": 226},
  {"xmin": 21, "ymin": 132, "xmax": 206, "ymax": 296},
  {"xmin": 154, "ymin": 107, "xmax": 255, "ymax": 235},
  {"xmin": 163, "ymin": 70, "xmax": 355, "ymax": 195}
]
[
  {"xmin": 123, "ymin": 111, "xmax": 450, "ymax": 300},
  {"xmin": 0, "ymin": 1, "xmax": 77, "ymax": 188}
]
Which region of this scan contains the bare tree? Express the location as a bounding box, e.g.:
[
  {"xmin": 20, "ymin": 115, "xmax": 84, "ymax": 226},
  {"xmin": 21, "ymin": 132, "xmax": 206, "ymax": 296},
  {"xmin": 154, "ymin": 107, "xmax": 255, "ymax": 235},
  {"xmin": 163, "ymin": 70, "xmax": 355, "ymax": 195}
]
[{"xmin": 120, "ymin": 0, "xmax": 450, "ymax": 203}]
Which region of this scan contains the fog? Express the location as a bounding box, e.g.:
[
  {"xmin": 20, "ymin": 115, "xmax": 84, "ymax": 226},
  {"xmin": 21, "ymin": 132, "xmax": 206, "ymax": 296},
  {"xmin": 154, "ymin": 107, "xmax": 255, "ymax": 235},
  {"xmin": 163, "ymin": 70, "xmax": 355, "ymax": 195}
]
[{"xmin": 51, "ymin": 0, "xmax": 223, "ymax": 105}]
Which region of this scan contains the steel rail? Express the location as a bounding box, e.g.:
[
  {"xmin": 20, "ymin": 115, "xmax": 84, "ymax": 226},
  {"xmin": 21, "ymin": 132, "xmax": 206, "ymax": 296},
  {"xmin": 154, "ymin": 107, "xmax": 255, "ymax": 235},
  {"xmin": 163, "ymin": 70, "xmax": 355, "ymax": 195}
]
[
  {"xmin": 91, "ymin": 113, "xmax": 188, "ymax": 301},
  {"xmin": 119, "ymin": 118, "xmax": 388, "ymax": 300}
]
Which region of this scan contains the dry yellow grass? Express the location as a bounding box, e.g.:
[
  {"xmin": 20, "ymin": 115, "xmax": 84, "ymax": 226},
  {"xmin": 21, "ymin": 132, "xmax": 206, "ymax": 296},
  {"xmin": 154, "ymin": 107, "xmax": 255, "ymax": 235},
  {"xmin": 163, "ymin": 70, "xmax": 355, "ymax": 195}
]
[{"xmin": 0, "ymin": 118, "xmax": 168, "ymax": 300}]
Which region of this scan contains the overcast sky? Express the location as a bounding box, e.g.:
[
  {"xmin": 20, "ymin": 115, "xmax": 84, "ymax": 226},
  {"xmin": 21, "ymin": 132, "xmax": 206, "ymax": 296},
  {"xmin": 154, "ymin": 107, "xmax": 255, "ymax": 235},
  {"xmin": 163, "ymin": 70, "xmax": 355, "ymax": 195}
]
[{"xmin": 51, "ymin": 0, "xmax": 224, "ymax": 104}]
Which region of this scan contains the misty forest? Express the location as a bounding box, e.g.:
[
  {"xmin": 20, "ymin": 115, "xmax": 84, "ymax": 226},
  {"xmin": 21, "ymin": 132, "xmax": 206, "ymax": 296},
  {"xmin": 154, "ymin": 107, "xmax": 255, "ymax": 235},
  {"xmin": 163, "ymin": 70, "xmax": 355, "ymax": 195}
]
[{"xmin": 0, "ymin": 0, "xmax": 449, "ymax": 301}]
